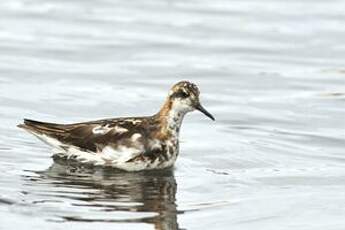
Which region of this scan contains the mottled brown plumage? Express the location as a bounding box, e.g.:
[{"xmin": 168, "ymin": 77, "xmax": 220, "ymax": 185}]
[{"xmin": 18, "ymin": 81, "xmax": 215, "ymax": 171}]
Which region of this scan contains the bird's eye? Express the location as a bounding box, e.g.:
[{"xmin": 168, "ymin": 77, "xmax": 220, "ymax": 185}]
[
  {"xmin": 171, "ymin": 90, "xmax": 190, "ymax": 99},
  {"xmin": 179, "ymin": 91, "xmax": 189, "ymax": 98}
]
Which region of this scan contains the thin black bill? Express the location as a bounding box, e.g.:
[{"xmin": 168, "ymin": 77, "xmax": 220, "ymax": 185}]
[{"xmin": 196, "ymin": 104, "xmax": 215, "ymax": 121}]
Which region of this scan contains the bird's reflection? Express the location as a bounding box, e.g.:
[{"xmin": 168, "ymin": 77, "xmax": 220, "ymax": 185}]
[{"xmin": 26, "ymin": 158, "xmax": 182, "ymax": 230}]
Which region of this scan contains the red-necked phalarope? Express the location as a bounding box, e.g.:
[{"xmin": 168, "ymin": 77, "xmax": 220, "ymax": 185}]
[{"xmin": 18, "ymin": 81, "xmax": 215, "ymax": 171}]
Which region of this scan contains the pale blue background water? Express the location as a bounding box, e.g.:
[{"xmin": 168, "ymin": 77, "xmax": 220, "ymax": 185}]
[{"xmin": 1, "ymin": 0, "xmax": 345, "ymax": 229}]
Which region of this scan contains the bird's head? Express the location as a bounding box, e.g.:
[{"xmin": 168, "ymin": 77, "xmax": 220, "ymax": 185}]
[{"xmin": 167, "ymin": 81, "xmax": 215, "ymax": 121}]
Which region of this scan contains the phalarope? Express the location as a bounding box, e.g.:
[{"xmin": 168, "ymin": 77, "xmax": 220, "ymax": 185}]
[{"xmin": 18, "ymin": 81, "xmax": 215, "ymax": 171}]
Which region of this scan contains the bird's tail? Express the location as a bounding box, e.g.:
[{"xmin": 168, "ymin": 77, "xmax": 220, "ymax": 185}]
[
  {"xmin": 18, "ymin": 119, "xmax": 66, "ymax": 148},
  {"xmin": 18, "ymin": 119, "xmax": 65, "ymax": 134}
]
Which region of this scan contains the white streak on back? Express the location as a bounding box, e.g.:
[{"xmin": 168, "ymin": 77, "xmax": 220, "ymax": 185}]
[
  {"xmin": 113, "ymin": 126, "xmax": 128, "ymax": 134},
  {"xmin": 92, "ymin": 125, "xmax": 128, "ymax": 135},
  {"xmin": 92, "ymin": 124, "xmax": 111, "ymax": 134}
]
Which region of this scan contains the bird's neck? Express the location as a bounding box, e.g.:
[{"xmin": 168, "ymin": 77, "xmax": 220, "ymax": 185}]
[{"xmin": 156, "ymin": 99, "xmax": 187, "ymax": 137}]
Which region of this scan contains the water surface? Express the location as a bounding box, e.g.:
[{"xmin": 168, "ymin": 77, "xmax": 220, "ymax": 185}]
[{"xmin": 1, "ymin": 0, "xmax": 345, "ymax": 229}]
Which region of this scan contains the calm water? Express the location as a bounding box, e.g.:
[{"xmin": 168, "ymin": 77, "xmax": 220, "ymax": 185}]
[{"xmin": 1, "ymin": 0, "xmax": 345, "ymax": 229}]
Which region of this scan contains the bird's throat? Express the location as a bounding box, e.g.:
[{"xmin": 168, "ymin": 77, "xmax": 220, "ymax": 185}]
[{"xmin": 157, "ymin": 99, "xmax": 187, "ymax": 137}]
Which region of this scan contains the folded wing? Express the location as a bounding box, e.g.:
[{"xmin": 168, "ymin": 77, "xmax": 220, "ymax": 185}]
[{"xmin": 18, "ymin": 118, "xmax": 143, "ymax": 154}]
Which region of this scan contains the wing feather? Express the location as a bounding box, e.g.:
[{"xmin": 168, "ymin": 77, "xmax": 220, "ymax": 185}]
[{"xmin": 18, "ymin": 118, "xmax": 150, "ymax": 154}]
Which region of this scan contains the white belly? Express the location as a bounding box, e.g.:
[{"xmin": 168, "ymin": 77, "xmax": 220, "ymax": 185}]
[{"xmin": 52, "ymin": 142, "xmax": 178, "ymax": 171}]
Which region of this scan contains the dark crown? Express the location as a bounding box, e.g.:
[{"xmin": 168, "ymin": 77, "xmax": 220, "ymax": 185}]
[{"xmin": 171, "ymin": 81, "xmax": 200, "ymax": 97}]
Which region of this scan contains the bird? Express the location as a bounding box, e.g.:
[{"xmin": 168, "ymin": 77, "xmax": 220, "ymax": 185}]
[{"xmin": 18, "ymin": 81, "xmax": 215, "ymax": 171}]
